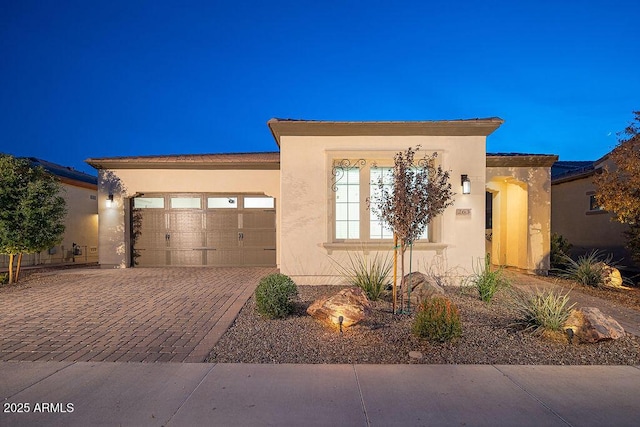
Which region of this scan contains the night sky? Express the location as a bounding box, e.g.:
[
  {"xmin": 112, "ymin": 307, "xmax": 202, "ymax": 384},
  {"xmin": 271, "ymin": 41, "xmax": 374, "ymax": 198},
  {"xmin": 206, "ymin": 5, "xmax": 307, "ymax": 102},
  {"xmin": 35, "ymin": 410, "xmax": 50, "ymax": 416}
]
[{"xmin": 1, "ymin": 1, "xmax": 638, "ymax": 175}]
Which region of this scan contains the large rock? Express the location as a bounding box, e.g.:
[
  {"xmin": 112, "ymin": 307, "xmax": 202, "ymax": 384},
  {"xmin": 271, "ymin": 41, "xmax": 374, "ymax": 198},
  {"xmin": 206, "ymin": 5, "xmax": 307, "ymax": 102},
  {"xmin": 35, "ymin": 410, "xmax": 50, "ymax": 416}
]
[
  {"xmin": 564, "ymin": 307, "xmax": 625, "ymax": 343},
  {"xmin": 597, "ymin": 263, "xmax": 628, "ymax": 289},
  {"xmin": 307, "ymin": 287, "xmax": 371, "ymax": 328},
  {"xmin": 401, "ymin": 272, "xmax": 444, "ymax": 305}
]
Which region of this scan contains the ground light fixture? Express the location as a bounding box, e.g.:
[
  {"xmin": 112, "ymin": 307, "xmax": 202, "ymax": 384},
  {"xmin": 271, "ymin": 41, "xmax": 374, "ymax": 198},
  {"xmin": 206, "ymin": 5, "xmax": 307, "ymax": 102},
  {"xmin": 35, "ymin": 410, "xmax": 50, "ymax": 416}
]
[
  {"xmin": 461, "ymin": 175, "xmax": 471, "ymax": 194},
  {"xmin": 338, "ymin": 315, "xmax": 344, "ymax": 335}
]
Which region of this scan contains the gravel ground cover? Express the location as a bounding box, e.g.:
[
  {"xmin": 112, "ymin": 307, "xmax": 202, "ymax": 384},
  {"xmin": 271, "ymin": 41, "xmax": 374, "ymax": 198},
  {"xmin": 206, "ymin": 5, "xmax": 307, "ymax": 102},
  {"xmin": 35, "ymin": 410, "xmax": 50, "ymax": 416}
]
[{"xmin": 207, "ymin": 285, "xmax": 640, "ymax": 365}]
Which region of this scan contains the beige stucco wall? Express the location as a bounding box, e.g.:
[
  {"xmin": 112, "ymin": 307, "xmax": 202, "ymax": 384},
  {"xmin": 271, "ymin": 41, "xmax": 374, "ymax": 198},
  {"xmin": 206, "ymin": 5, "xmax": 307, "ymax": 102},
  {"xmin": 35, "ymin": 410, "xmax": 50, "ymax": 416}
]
[
  {"xmin": 487, "ymin": 166, "xmax": 552, "ymax": 273},
  {"xmin": 97, "ymin": 168, "xmax": 280, "ymax": 268},
  {"xmin": 279, "ymin": 135, "xmax": 488, "ymax": 285},
  {"xmin": 552, "ymin": 175, "xmax": 628, "ymax": 257}
]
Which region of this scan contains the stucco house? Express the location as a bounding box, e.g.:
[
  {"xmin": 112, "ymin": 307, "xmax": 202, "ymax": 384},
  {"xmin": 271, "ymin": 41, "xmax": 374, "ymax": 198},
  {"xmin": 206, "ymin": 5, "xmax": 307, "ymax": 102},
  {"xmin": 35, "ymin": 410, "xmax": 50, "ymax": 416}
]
[
  {"xmin": 552, "ymin": 153, "xmax": 634, "ymax": 267},
  {"xmin": 0, "ymin": 158, "xmax": 99, "ymax": 269},
  {"xmin": 86, "ymin": 118, "xmax": 556, "ymax": 284}
]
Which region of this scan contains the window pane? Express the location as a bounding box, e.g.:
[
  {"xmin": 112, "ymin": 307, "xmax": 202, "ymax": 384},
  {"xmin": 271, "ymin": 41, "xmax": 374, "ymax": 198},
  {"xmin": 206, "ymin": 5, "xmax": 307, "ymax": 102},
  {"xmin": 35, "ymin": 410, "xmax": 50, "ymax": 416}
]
[
  {"xmin": 171, "ymin": 197, "xmax": 201, "ymax": 209},
  {"xmin": 335, "ymin": 203, "xmax": 348, "ymax": 220},
  {"xmin": 134, "ymin": 197, "xmax": 164, "ymax": 209},
  {"xmin": 334, "ymin": 166, "xmax": 360, "ymax": 240},
  {"xmin": 335, "ymin": 221, "xmax": 348, "ymax": 239},
  {"xmin": 245, "ymin": 197, "xmax": 274, "ymax": 208},
  {"xmin": 208, "ymin": 197, "xmax": 238, "ymax": 208},
  {"xmin": 348, "ymin": 221, "xmax": 360, "ymax": 239}
]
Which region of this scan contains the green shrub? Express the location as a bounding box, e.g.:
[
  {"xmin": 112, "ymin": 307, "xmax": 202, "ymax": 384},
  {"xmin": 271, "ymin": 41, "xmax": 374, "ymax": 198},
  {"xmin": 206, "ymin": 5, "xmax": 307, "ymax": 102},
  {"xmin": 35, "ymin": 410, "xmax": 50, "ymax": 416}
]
[
  {"xmin": 254, "ymin": 273, "xmax": 298, "ymax": 319},
  {"xmin": 468, "ymin": 254, "xmax": 510, "ymax": 302},
  {"xmin": 334, "ymin": 251, "xmax": 392, "ymax": 301},
  {"xmin": 550, "ymin": 233, "xmax": 572, "ymax": 270},
  {"xmin": 510, "ymin": 287, "xmax": 575, "ymax": 334},
  {"xmin": 412, "ymin": 296, "xmax": 462, "ymax": 342},
  {"xmin": 0, "ymin": 273, "xmax": 8, "ymax": 285},
  {"xmin": 560, "ymin": 250, "xmax": 609, "ymax": 287}
]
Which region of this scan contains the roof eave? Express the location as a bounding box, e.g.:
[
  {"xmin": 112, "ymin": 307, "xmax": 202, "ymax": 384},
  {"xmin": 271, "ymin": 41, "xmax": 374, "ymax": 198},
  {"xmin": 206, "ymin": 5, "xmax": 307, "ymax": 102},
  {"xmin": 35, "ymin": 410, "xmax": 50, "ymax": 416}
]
[
  {"xmin": 268, "ymin": 118, "xmax": 505, "ymax": 146},
  {"xmin": 486, "ymin": 154, "xmax": 559, "ymax": 168}
]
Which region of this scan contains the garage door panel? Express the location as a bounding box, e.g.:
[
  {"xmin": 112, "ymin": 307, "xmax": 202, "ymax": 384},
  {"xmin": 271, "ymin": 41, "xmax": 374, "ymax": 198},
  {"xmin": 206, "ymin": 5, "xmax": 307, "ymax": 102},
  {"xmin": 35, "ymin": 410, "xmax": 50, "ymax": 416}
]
[
  {"xmin": 169, "ymin": 249, "xmax": 203, "ymax": 266},
  {"xmin": 206, "ymin": 212, "xmax": 238, "ymax": 228},
  {"xmin": 169, "ymin": 232, "xmax": 204, "ymax": 248},
  {"xmin": 243, "ymin": 249, "xmax": 276, "ymax": 266},
  {"xmin": 242, "ymin": 230, "xmax": 276, "ymax": 247},
  {"xmin": 206, "ymin": 231, "xmax": 238, "ymax": 247},
  {"xmin": 205, "ymin": 249, "xmax": 243, "ymax": 266},
  {"xmin": 243, "ymin": 211, "xmax": 275, "ymax": 229},
  {"xmin": 136, "ymin": 249, "xmax": 168, "ymax": 267}
]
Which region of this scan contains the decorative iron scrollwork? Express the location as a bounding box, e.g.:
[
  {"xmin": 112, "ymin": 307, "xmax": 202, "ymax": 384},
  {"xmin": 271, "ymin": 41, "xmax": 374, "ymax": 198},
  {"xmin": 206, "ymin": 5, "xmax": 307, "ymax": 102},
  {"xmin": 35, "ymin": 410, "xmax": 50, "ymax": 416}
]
[{"xmin": 331, "ymin": 159, "xmax": 366, "ymax": 192}]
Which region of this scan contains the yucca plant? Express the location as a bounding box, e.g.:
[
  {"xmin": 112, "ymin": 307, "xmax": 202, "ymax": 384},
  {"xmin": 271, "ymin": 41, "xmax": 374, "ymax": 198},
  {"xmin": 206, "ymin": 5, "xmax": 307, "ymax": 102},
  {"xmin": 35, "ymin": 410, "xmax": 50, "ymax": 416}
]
[
  {"xmin": 560, "ymin": 250, "xmax": 610, "ymax": 287},
  {"xmin": 510, "ymin": 287, "xmax": 575, "ymax": 334},
  {"xmin": 468, "ymin": 254, "xmax": 510, "ymax": 303},
  {"xmin": 333, "ymin": 251, "xmax": 392, "ymax": 301}
]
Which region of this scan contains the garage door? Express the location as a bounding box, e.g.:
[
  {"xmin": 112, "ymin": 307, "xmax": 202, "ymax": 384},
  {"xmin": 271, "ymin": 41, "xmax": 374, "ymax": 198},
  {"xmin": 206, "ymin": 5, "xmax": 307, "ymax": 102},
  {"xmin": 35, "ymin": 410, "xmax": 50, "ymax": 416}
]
[{"xmin": 133, "ymin": 194, "xmax": 276, "ymax": 267}]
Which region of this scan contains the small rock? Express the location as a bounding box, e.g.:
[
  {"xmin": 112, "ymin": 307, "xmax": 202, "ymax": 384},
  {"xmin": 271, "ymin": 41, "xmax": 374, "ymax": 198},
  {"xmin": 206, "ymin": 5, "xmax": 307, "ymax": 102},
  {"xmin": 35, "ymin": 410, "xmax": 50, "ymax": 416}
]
[
  {"xmin": 409, "ymin": 351, "xmax": 423, "ymax": 360},
  {"xmin": 564, "ymin": 307, "xmax": 625, "ymax": 343}
]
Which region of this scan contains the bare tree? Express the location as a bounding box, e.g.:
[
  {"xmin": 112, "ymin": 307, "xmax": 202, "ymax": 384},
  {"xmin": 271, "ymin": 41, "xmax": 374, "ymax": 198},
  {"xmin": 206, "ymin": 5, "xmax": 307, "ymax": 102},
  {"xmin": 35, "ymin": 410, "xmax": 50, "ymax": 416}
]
[{"xmin": 369, "ymin": 146, "xmax": 454, "ymax": 312}]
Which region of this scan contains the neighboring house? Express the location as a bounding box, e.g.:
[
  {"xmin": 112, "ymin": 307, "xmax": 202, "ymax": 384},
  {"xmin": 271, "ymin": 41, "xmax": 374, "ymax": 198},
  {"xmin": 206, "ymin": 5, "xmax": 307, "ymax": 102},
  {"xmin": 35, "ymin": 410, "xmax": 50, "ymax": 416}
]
[
  {"xmin": 0, "ymin": 158, "xmax": 99, "ymax": 269},
  {"xmin": 552, "ymin": 154, "xmax": 633, "ymax": 267},
  {"xmin": 87, "ymin": 118, "xmax": 556, "ymax": 284}
]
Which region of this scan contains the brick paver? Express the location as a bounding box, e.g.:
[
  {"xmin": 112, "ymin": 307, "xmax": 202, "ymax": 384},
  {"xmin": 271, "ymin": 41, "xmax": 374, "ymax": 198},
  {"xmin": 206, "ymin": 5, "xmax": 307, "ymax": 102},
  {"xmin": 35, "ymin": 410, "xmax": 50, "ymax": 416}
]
[{"xmin": 0, "ymin": 267, "xmax": 275, "ymax": 362}]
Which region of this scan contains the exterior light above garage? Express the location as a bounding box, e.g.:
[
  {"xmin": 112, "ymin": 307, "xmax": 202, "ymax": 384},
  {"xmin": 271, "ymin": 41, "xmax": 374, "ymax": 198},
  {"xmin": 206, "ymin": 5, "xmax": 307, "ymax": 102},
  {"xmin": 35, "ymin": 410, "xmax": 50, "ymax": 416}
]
[{"xmin": 106, "ymin": 194, "xmax": 114, "ymax": 207}]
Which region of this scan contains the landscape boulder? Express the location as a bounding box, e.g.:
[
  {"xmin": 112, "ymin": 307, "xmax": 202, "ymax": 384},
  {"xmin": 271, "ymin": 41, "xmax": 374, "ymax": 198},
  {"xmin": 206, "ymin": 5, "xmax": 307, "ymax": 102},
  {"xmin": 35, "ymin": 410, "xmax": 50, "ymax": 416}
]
[
  {"xmin": 596, "ymin": 263, "xmax": 627, "ymax": 289},
  {"xmin": 401, "ymin": 272, "xmax": 445, "ymax": 305},
  {"xmin": 307, "ymin": 287, "xmax": 371, "ymax": 328},
  {"xmin": 564, "ymin": 307, "xmax": 625, "ymax": 343}
]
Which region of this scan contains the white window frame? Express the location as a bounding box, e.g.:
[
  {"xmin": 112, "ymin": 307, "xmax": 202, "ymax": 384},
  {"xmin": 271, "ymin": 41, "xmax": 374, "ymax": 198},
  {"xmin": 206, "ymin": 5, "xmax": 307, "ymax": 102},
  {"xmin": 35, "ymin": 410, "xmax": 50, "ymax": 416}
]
[{"xmin": 327, "ymin": 154, "xmax": 444, "ymax": 252}]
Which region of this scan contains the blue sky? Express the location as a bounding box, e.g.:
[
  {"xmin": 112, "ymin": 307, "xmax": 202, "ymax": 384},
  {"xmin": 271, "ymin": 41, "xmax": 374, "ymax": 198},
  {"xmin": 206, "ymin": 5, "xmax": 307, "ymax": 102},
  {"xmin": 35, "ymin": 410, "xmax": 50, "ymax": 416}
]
[{"xmin": 1, "ymin": 1, "xmax": 638, "ymax": 175}]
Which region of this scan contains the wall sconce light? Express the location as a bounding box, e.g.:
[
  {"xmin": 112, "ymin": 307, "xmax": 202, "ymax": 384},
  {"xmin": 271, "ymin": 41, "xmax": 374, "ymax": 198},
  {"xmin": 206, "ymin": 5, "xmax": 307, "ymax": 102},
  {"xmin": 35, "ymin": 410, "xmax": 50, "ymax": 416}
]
[
  {"xmin": 106, "ymin": 193, "xmax": 114, "ymax": 208},
  {"xmin": 461, "ymin": 175, "xmax": 471, "ymax": 194}
]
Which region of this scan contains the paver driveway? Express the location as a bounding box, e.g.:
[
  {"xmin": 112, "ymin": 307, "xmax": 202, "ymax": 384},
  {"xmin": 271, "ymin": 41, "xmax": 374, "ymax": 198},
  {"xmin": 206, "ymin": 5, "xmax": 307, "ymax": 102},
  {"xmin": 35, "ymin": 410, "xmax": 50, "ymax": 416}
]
[{"xmin": 0, "ymin": 267, "xmax": 275, "ymax": 363}]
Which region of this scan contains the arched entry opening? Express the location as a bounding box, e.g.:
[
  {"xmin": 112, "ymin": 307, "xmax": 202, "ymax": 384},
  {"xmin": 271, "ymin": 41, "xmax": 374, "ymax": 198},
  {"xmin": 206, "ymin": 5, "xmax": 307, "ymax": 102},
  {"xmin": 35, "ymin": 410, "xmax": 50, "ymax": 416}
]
[{"xmin": 486, "ymin": 177, "xmax": 528, "ymax": 270}]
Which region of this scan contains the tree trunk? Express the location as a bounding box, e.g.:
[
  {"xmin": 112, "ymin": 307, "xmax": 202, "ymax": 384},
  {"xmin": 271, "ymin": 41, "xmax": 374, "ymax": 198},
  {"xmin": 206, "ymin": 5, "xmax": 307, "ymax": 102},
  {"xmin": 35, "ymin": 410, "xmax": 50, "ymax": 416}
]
[
  {"xmin": 15, "ymin": 253, "xmax": 23, "ymax": 283},
  {"xmin": 8, "ymin": 253, "xmax": 14, "ymax": 284},
  {"xmin": 392, "ymin": 234, "xmax": 398, "ymax": 314},
  {"xmin": 399, "ymin": 241, "xmax": 406, "ymax": 312}
]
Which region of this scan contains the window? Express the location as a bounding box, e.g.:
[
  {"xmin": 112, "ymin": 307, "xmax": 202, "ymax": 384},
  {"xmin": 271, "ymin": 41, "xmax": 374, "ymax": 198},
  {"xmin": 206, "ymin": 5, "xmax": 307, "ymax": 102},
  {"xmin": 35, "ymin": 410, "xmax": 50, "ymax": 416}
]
[
  {"xmin": 134, "ymin": 197, "xmax": 164, "ymax": 209},
  {"xmin": 335, "ymin": 168, "xmax": 360, "ymax": 239},
  {"xmin": 244, "ymin": 196, "xmax": 275, "ymax": 209},
  {"xmin": 333, "ymin": 161, "xmax": 430, "ymax": 242},
  {"xmin": 171, "ymin": 197, "xmax": 201, "ymax": 209},
  {"xmin": 589, "ymin": 194, "xmax": 602, "ymax": 211},
  {"xmin": 208, "ymin": 197, "xmax": 238, "ymax": 208}
]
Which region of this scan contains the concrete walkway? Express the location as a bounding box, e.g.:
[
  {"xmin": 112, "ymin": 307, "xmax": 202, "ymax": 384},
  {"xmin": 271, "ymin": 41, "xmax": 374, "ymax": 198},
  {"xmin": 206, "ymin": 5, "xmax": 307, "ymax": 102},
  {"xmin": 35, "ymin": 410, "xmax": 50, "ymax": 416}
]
[
  {"xmin": 0, "ymin": 267, "xmax": 275, "ymax": 363},
  {"xmin": 2, "ymin": 362, "xmax": 639, "ymax": 426}
]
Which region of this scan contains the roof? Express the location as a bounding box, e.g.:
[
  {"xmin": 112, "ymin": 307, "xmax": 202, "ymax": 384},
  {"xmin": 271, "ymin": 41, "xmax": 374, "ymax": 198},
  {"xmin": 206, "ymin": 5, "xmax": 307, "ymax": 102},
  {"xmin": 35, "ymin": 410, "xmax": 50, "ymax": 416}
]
[
  {"xmin": 86, "ymin": 152, "xmax": 281, "ymax": 170},
  {"xmin": 486, "ymin": 153, "xmax": 558, "ymax": 167},
  {"xmin": 268, "ymin": 117, "xmax": 505, "ymax": 146},
  {"xmin": 28, "ymin": 157, "xmax": 97, "ymax": 188},
  {"xmin": 551, "ymin": 160, "xmax": 594, "ymax": 180}
]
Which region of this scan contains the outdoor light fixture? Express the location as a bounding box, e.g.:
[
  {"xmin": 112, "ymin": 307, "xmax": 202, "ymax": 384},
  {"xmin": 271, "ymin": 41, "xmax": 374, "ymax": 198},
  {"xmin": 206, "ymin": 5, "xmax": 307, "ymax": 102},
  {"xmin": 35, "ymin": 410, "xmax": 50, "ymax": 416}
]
[
  {"xmin": 338, "ymin": 315, "xmax": 344, "ymax": 335},
  {"xmin": 461, "ymin": 175, "xmax": 471, "ymax": 194},
  {"xmin": 106, "ymin": 193, "xmax": 114, "ymax": 208}
]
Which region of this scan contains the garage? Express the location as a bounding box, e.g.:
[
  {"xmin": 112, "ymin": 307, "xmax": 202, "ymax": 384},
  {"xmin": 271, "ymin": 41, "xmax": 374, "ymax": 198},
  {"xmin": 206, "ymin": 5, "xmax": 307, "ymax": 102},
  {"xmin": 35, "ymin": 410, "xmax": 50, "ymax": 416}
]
[{"xmin": 133, "ymin": 193, "xmax": 276, "ymax": 267}]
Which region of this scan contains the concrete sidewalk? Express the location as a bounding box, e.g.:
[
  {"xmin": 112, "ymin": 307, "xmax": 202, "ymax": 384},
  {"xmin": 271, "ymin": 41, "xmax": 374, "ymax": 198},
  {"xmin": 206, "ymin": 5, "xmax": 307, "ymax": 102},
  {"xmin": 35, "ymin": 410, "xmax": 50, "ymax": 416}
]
[{"xmin": 2, "ymin": 362, "xmax": 640, "ymax": 427}]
